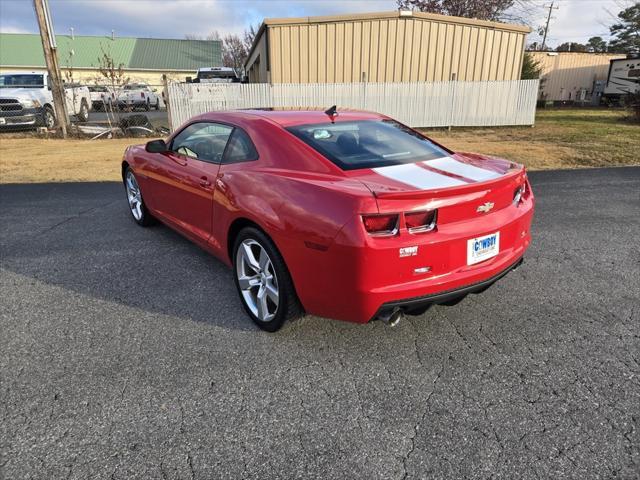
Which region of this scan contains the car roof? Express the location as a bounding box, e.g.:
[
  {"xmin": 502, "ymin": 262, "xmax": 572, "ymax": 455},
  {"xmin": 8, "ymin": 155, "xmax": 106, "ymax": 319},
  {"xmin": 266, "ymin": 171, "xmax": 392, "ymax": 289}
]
[
  {"xmin": 195, "ymin": 108, "xmax": 387, "ymax": 127},
  {"xmin": 0, "ymin": 71, "xmax": 46, "ymax": 75}
]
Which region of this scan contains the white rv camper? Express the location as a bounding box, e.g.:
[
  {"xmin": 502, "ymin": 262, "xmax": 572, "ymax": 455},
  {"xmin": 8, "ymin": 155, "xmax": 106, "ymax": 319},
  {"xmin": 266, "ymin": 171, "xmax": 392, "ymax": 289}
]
[{"xmin": 603, "ymin": 55, "xmax": 640, "ymax": 101}]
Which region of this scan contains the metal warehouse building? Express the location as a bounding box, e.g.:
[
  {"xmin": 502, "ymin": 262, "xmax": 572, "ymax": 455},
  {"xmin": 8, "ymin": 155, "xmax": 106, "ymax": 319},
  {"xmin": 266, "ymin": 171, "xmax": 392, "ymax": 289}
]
[
  {"xmin": 0, "ymin": 33, "xmax": 221, "ymax": 86},
  {"xmin": 529, "ymin": 51, "xmax": 626, "ymax": 101},
  {"xmin": 245, "ymin": 10, "xmax": 530, "ymax": 84}
]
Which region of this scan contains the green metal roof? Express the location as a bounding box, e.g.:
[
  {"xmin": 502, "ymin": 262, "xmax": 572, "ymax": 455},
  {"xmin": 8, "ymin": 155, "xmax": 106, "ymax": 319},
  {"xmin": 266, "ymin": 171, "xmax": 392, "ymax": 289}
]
[{"xmin": 0, "ymin": 33, "xmax": 221, "ymax": 71}]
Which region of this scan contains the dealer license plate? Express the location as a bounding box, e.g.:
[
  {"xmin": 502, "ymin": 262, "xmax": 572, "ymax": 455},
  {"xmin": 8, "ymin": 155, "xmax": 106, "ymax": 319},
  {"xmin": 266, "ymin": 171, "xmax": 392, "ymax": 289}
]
[{"xmin": 467, "ymin": 232, "xmax": 500, "ymax": 265}]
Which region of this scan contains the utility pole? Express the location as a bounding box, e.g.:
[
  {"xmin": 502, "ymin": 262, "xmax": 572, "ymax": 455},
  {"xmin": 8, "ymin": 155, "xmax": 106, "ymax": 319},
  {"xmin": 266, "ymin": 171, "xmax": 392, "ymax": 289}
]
[
  {"xmin": 33, "ymin": 0, "xmax": 70, "ymax": 137},
  {"xmin": 541, "ymin": 1, "xmax": 559, "ymax": 51}
]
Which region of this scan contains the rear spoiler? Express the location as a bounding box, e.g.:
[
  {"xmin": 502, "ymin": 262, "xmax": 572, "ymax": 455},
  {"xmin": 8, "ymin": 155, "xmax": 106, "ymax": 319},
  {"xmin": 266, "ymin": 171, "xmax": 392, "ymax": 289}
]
[{"xmin": 371, "ymin": 169, "xmax": 524, "ymax": 200}]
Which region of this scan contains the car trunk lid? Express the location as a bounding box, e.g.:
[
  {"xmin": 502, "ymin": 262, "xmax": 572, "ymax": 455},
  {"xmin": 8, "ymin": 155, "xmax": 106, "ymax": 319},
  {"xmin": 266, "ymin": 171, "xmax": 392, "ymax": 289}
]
[{"xmin": 347, "ymin": 152, "xmax": 526, "ymax": 222}]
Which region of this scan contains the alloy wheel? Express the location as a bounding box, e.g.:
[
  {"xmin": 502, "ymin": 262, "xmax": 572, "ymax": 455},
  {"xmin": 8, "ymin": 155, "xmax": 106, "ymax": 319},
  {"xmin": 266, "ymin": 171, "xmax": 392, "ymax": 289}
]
[
  {"xmin": 44, "ymin": 110, "xmax": 55, "ymax": 128},
  {"xmin": 235, "ymin": 239, "xmax": 279, "ymax": 322},
  {"xmin": 125, "ymin": 170, "xmax": 143, "ymax": 221}
]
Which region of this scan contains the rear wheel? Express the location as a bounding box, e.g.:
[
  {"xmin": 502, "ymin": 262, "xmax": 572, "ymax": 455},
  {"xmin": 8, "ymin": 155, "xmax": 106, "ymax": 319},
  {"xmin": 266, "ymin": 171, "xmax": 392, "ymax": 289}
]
[
  {"xmin": 144, "ymin": 99, "xmax": 150, "ymax": 111},
  {"xmin": 233, "ymin": 227, "xmax": 302, "ymax": 332},
  {"xmin": 124, "ymin": 167, "xmax": 155, "ymax": 226},
  {"xmin": 77, "ymin": 100, "xmax": 89, "ymax": 122},
  {"xmin": 154, "ymin": 98, "xmax": 160, "ymax": 110}
]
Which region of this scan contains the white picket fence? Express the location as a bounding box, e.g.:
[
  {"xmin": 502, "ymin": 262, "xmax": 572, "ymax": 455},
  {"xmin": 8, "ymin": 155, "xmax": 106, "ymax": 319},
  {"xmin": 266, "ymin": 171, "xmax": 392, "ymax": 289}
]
[{"xmin": 166, "ymin": 80, "xmax": 539, "ymax": 131}]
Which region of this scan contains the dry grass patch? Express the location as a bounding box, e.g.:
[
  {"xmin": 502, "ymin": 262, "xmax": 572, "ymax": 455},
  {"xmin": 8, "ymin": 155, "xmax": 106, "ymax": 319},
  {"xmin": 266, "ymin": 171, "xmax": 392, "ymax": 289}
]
[
  {"xmin": 0, "ymin": 109, "xmax": 637, "ymax": 184},
  {"xmin": 0, "ymin": 137, "xmax": 139, "ymax": 183},
  {"xmin": 425, "ymin": 109, "xmax": 639, "ymax": 170}
]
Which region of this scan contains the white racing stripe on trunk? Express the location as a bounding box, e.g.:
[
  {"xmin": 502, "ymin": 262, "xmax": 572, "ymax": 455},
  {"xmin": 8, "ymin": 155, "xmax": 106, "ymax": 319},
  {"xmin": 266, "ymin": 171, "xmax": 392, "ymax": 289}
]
[
  {"xmin": 424, "ymin": 157, "xmax": 502, "ymax": 182},
  {"xmin": 373, "ymin": 163, "xmax": 466, "ymax": 190}
]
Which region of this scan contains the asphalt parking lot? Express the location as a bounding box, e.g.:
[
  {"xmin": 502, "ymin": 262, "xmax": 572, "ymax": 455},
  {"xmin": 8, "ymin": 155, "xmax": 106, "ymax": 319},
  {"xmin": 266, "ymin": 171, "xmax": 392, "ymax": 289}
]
[{"xmin": 1, "ymin": 167, "xmax": 638, "ymax": 479}]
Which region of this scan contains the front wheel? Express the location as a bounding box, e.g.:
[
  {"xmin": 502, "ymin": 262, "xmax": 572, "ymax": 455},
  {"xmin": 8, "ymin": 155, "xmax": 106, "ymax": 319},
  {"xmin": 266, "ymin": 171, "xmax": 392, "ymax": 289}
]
[
  {"xmin": 124, "ymin": 167, "xmax": 155, "ymax": 226},
  {"xmin": 154, "ymin": 98, "xmax": 160, "ymax": 110},
  {"xmin": 233, "ymin": 227, "xmax": 302, "ymax": 332},
  {"xmin": 144, "ymin": 99, "xmax": 150, "ymax": 111},
  {"xmin": 41, "ymin": 105, "xmax": 56, "ymax": 129}
]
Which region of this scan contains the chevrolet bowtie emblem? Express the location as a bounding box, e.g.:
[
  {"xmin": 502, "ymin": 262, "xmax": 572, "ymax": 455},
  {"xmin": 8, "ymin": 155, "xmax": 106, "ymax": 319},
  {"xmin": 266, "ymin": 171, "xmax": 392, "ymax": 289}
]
[{"xmin": 476, "ymin": 202, "xmax": 495, "ymax": 213}]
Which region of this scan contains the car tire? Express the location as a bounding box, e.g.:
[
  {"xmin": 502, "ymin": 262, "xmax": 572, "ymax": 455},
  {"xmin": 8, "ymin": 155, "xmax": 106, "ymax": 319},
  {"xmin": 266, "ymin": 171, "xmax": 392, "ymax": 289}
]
[
  {"xmin": 233, "ymin": 227, "xmax": 303, "ymax": 332},
  {"xmin": 144, "ymin": 99, "xmax": 150, "ymax": 111},
  {"xmin": 77, "ymin": 100, "xmax": 89, "ymax": 122},
  {"xmin": 154, "ymin": 99, "xmax": 160, "ymax": 110},
  {"xmin": 124, "ymin": 167, "xmax": 155, "ymax": 227},
  {"xmin": 41, "ymin": 105, "xmax": 56, "ymax": 129}
]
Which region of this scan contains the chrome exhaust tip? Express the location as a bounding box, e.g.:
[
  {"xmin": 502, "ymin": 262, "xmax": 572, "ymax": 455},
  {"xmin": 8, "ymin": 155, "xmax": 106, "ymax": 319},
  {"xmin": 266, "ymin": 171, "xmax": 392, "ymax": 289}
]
[
  {"xmin": 378, "ymin": 308, "xmax": 403, "ymax": 327},
  {"xmin": 512, "ymin": 257, "xmax": 525, "ymax": 271}
]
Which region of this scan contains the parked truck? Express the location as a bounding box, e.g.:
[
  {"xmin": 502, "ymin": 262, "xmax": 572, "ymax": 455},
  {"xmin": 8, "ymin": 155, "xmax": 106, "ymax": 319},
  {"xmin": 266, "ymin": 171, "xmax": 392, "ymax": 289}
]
[
  {"xmin": 0, "ymin": 71, "xmax": 90, "ymax": 129},
  {"xmin": 192, "ymin": 67, "xmax": 240, "ymax": 83}
]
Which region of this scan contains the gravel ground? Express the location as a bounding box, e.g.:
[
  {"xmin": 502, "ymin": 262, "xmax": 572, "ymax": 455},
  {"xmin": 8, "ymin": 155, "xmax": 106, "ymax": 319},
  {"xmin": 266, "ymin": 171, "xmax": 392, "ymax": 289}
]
[{"xmin": 0, "ymin": 167, "xmax": 638, "ymax": 479}]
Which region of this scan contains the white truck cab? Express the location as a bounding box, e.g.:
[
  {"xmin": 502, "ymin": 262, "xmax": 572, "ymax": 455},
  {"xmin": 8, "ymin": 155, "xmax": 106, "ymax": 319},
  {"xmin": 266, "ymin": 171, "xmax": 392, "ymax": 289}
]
[
  {"xmin": 0, "ymin": 71, "xmax": 90, "ymax": 128},
  {"xmin": 194, "ymin": 67, "xmax": 240, "ymax": 83}
]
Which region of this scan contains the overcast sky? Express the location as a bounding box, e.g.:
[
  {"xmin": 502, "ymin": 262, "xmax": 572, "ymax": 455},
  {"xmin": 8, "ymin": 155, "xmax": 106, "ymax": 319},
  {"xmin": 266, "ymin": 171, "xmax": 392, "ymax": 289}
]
[{"xmin": 0, "ymin": 0, "xmax": 625, "ymax": 47}]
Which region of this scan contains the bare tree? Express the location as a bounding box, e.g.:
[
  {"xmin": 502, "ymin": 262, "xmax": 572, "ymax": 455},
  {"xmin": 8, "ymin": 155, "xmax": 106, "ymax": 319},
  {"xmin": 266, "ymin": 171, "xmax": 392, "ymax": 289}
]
[
  {"xmin": 96, "ymin": 47, "xmax": 130, "ymax": 126},
  {"xmin": 222, "ymin": 34, "xmax": 248, "ymax": 75},
  {"xmin": 185, "ymin": 31, "xmax": 222, "ymax": 41},
  {"xmin": 243, "ymin": 24, "xmax": 259, "ymax": 52},
  {"xmin": 396, "ymin": 0, "xmax": 534, "ymax": 22},
  {"xmin": 185, "ymin": 26, "xmax": 260, "ymax": 75}
]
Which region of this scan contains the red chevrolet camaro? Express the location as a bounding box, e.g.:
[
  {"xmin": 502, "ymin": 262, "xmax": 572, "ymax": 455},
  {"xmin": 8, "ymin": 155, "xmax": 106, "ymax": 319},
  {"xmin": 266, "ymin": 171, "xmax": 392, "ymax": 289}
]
[{"xmin": 122, "ymin": 108, "xmax": 534, "ymax": 331}]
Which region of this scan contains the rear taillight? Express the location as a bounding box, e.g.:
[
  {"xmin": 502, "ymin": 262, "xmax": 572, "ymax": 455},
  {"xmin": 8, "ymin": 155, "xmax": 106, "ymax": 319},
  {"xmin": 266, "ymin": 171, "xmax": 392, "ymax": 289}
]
[
  {"xmin": 141, "ymin": 92, "xmax": 145, "ymax": 98},
  {"xmin": 405, "ymin": 210, "xmax": 437, "ymax": 233},
  {"xmin": 362, "ymin": 214, "xmax": 399, "ymax": 236},
  {"xmin": 513, "ymin": 185, "xmax": 525, "ymax": 205}
]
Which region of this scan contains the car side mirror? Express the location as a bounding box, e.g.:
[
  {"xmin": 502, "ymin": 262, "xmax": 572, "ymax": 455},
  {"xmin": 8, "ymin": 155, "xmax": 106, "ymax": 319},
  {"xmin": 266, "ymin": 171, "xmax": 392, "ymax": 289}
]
[
  {"xmin": 145, "ymin": 139, "xmax": 167, "ymax": 153},
  {"xmin": 152, "ymin": 88, "xmax": 158, "ymax": 92}
]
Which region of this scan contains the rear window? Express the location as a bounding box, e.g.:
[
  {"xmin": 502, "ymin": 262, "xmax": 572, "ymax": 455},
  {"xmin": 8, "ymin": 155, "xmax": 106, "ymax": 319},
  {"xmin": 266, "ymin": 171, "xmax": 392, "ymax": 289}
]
[{"xmin": 286, "ymin": 120, "xmax": 450, "ymax": 170}]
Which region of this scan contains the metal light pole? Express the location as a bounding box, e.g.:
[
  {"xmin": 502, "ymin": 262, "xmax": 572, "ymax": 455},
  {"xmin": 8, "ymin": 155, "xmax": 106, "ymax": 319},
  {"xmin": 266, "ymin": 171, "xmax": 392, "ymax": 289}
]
[{"xmin": 33, "ymin": 0, "xmax": 70, "ymax": 137}]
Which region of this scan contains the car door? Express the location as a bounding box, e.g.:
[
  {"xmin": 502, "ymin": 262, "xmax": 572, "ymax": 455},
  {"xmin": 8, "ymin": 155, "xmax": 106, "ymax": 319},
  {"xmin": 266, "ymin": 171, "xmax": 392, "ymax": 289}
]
[
  {"xmin": 213, "ymin": 126, "xmax": 261, "ymax": 242},
  {"xmin": 151, "ymin": 121, "xmax": 234, "ymax": 244}
]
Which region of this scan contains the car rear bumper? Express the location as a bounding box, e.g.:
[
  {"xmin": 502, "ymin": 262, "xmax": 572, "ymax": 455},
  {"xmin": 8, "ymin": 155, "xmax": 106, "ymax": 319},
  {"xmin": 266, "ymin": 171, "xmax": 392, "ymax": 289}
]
[
  {"xmin": 118, "ymin": 100, "xmax": 145, "ymax": 107},
  {"xmin": 282, "ymin": 192, "xmax": 534, "ymax": 323},
  {"xmin": 373, "ymin": 256, "xmax": 524, "ymax": 320}
]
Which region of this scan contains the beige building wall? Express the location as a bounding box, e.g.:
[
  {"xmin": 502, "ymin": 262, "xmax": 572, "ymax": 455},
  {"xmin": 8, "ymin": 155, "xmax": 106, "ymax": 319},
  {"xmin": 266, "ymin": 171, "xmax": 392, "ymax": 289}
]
[
  {"xmin": 0, "ymin": 66, "xmax": 193, "ymax": 87},
  {"xmin": 246, "ymin": 11, "xmax": 530, "ymax": 84},
  {"xmin": 245, "ymin": 33, "xmax": 269, "ymax": 84},
  {"xmin": 530, "ymin": 51, "xmax": 626, "ymax": 101}
]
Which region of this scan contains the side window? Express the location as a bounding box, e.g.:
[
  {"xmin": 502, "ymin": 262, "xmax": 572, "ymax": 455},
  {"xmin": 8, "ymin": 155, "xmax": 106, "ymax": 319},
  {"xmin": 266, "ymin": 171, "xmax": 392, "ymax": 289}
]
[
  {"xmin": 171, "ymin": 122, "xmax": 233, "ymax": 163},
  {"xmin": 223, "ymin": 128, "xmax": 259, "ymax": 163}
]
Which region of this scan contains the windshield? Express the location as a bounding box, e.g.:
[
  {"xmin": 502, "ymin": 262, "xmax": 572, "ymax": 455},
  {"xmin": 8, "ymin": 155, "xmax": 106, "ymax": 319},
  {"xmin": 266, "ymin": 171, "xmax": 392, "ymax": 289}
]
[
  {"xmin": 198, "ymin": 71, "xmax": 235, "ymax": 79},
  {"xmin": 124, "ymin": 85, "xmax": 144, "ymax": 90},
  {"xmin": 287, "ymin": 120, "xmax": 451, "ymax": 170},
  {"xmin": 0, "ymin": 74, "xmax": 45, "ymax": 88},
  {"xmin": 89, "ymin": 86, "xmax": 108, "ymax": 92}
]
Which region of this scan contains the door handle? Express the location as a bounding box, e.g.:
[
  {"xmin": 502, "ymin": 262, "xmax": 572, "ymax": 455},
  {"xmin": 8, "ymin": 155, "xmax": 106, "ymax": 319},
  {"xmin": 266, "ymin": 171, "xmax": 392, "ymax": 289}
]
[{"xmin": 199, "ymin": 176, "xmax": 212, "ymax": 187}]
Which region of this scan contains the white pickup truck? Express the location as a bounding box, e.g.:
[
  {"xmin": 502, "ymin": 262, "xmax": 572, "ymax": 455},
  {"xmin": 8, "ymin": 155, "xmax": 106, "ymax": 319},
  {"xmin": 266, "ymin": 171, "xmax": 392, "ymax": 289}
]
[
  {"xmin": 116, "ymin": 83, "xmax": 161, "ymax": 111},
  {"xmin": 0, "ymin": 71, "xmax": 90, "ymax": 129}
]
